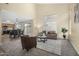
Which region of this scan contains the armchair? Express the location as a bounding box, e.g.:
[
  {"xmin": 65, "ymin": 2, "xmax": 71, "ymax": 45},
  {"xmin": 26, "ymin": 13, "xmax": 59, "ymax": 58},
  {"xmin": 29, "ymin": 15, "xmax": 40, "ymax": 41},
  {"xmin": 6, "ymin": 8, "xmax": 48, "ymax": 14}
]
[{"xmin": 21, "ymin": 35, "xmax": 37, "ymax": 51}]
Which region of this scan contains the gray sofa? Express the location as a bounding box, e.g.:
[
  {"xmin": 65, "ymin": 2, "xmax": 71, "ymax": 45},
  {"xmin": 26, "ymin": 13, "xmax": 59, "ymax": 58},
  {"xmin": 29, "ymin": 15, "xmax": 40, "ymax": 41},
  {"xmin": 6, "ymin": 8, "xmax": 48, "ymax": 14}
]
[{"xmin": 47, "ymin": 31, "xmax": 57, "ymax": 39}]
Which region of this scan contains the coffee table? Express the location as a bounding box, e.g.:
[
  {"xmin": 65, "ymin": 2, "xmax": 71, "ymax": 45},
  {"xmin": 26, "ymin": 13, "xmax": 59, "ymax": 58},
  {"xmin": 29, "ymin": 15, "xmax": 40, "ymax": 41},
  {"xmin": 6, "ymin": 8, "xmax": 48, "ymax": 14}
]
[{"xmin": 37, "ymin": 36, "xmax": 47, "ymax": 43}]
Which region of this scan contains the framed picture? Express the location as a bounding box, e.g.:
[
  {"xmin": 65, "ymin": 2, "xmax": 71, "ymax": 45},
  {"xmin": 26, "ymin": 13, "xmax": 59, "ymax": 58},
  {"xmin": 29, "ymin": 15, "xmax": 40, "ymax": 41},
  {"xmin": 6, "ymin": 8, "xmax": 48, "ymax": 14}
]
[{"xmin": 74, "ymin": 4, "xmax": 79, "ymax": 23}]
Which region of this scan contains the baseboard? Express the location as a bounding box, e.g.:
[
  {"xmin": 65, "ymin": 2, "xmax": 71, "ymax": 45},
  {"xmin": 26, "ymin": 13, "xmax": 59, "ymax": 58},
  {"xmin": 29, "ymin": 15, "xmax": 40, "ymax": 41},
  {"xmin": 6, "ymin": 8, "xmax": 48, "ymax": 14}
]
[{"xmin": 68, "ymin": 39, "xmax": 79, "ymax": 55}]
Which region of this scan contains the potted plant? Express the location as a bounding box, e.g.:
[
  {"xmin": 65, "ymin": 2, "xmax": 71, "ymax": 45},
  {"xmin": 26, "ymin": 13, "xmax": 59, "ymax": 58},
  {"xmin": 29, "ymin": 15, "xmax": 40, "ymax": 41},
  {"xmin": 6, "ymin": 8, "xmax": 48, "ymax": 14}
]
[{"xmin": 61, "ymin": 28, "xmax": 68, "ymax": 39}]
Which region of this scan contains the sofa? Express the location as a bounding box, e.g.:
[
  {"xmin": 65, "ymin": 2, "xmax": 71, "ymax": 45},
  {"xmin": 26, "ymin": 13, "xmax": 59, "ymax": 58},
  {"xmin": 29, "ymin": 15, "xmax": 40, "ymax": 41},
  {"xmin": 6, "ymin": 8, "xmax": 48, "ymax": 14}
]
[{"xmin": 47, "ymin": 31, "xmax": 57, "ymax": 39}]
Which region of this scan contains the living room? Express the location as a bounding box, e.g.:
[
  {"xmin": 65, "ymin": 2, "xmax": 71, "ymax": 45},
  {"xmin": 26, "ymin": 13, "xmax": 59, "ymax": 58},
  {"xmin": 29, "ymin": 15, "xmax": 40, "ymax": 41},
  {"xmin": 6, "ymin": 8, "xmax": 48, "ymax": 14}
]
[{"xmin": 0, "ymin": 3, "xmax": 79, "ymax": 56}]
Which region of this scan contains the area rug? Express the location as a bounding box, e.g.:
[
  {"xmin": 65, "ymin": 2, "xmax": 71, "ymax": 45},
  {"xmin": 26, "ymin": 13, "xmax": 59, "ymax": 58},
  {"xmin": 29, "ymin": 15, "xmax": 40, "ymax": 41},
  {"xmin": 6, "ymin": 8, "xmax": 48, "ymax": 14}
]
[{"xmin": 37, "ymin": 39, "xmax": 62, "ymax": 55}]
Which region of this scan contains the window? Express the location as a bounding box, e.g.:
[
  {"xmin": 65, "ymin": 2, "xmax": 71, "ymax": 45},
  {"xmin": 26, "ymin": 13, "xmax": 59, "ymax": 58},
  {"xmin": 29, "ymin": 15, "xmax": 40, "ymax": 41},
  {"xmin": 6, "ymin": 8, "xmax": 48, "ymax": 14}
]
[{"xmin": 43, "ymin": 15, "xmax": 57, "ymax": 32}]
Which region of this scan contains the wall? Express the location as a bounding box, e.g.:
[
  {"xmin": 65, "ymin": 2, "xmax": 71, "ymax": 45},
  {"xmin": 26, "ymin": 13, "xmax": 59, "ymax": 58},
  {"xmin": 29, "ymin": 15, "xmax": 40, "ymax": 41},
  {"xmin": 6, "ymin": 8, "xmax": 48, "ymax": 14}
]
[
  {"xmin": 0, "ymin": 4, "xmax": 36, "ymax": 18},
  {"xmin": 70, "ymin": 4, "xmax": 79, "ymax": 54},
  {"xmin": 35, "ymin": 4, "xmax": 70, "ymax": 38}
]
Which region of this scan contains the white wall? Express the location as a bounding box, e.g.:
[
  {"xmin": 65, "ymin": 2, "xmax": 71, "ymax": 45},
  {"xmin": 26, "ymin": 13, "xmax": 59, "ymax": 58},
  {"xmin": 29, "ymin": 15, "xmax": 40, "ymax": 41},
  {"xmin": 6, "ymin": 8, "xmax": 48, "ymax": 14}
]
[{"xmin": 70, "ymin": 4, "xmax": 79, "ymax": 54}]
